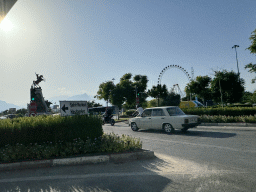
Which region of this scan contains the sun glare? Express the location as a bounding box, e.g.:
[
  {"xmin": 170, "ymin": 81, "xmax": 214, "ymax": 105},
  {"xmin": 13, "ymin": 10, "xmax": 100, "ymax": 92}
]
[{"xmin": 0, "ymin": 19, "xmax": 14, "ymax": 32}]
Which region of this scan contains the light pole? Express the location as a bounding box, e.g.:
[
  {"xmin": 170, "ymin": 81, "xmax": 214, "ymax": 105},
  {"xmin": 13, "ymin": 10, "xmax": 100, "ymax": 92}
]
[{"xmin": 232, "ymin": 45, "xmax": 240, "ymax": 76}]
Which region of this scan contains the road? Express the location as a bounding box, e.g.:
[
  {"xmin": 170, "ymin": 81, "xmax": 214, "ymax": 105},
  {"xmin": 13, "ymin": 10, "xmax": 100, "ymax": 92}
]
[
  {"xmin": 0, "ymin": 123, "xmax": 255, "ymax": 191},
  {"xmin": 105, "ymin": 122, "xmax": 256, "ymax": 172}
]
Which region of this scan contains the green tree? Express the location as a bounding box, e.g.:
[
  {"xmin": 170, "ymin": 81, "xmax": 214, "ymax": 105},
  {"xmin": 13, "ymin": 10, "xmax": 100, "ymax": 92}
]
[
  {"xmin": 16, "ymin": 108, "xmax": 28, "ymax": 116},
  {"xmin": 161, "ymin": 92, "xmax": 181, "ymax": 106},
  {"xmin": 110, "ymin": 84, "xmax": 126, "ymax": 109},
  {"xmin": 87, "ymin": 100, "xmax": 102, "ymax": 108},
  {"xmin": 247, "ymin": 29, "xmax": 256, "ymax": 54},
  {"xmin": 118, "ymin": 73, "xmax": 134, "ymax": 108},
  {"xmin": 210, "ymin": 70, "xmax": 245, "ymax": 104},
  {"xmin": 95, "ymin": 81, "xmax": 115, "ymax": 106},
  {"xmin": 245, "ymin": 29, "xmax": 256, "ymax": 83},
  {"xmin": 95, "ymin": 73, "xmax": 149, "ymax": 111},
  {"xmin": 2, "ymin": 110, "xmax": 8, "ymax": 115},
  {"xmin": 245, "ymin": 63, "xmax": 256, "ymax": 83},
  {"xmin": 241, "ymin": 91, "xmax": 253, "ymax": 104},
  {"xmin": 133, "ymin": 75, "xmax": 148, "ymax": 107},
  {"xmin": 119, "ymin": 73, "xmax": 148, "ymax": 109},
  {"xmin": 147, "ymin": 99, "xmax": 158, "ymax": 108},
  {"xmin": 185, "ymin": 76, "xmax": 211, "ymax": 104},
  {"xmin": 251, "ymin": 90, "xmax": 256, "ymax": 104},
  {"xmin": 148, "ymin": 84, "xmax": 168, "ymax": 106}
]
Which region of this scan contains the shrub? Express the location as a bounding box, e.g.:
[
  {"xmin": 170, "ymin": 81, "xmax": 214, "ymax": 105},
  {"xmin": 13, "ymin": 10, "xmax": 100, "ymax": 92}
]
[
  {"xmin": 124, "ymin": 110, "xmax": 136, "ymax": 116},
  {"xmin": 183, "ymin": 107, "xmax": 256, "ymax": 116},
  {"xmin": 200, "ymin": 115, "xmax": 256, "ymax": 123},
  {"xmin": 0, "ymin": 115, "xmax": 103, "ymax": 148},
  {"xmin": 0, "ymin": 133, "xmax": 142, "ymax": 163}
]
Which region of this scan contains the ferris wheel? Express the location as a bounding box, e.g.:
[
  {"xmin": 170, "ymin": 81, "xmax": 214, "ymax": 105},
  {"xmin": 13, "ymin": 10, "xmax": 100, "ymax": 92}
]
[{"xmin": 157, "ymin": 65, "xmax": 193, "ymax": 85}]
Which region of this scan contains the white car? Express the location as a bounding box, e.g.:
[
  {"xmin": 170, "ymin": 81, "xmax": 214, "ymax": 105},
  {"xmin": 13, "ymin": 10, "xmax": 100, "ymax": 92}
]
[
  {"xmin": 0, "ymin": 116, "xmax": 7, "ymax": 120},
  {"xmin": 129, "ymin": 106, "xmax": 200, "ymax": 133}
]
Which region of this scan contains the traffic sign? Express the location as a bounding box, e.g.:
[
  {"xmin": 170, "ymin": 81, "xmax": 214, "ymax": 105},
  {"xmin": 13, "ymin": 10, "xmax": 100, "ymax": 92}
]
[
  {"xmin": 60, "ymin": 101, "xmax": 88, "ymax": 116},
  {"xmin": 30, "ymin": 101, "xmax": 37, "ymax": 113},
  {"xmin": 136, "ymin": 97, "xmax": 139, "ymax": 105}
]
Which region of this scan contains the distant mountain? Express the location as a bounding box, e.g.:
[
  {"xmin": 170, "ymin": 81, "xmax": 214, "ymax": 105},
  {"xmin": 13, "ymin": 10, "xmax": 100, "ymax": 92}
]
[
  {"xmin": 0, "ymin": 100, "xmax": 23, "ymax": 113},
  {"xmin": 67, "ymin": 93, "xmax": 92, "ymax": 101}
]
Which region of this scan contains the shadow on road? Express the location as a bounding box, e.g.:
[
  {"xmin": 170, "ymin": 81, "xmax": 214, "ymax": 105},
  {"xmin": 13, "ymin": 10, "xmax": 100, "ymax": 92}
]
[
  {"xmin": 139, "ymin": 129, "xmax": 237, "ymax": 138},
  {"xmin": 0, "ymin": 156, "xmax": 174, "ymax": 192},
  {"xmin": 176, "ymin": 130, "xmax": 237, "ymax": 138}
]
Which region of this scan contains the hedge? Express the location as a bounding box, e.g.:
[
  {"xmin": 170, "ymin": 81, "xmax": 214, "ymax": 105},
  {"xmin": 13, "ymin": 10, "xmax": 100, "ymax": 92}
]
[
  {"xmin": 0, "ymin": 115, "xmax": 103, "ymax": 147},
  {"xmin": 182, "ymin": 107, "xmax": 256, "ymax": 116}
]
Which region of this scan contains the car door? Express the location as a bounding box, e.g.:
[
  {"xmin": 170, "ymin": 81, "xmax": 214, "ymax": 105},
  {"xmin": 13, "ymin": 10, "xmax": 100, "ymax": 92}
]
[
  {"xmin": 139, "ymin": 109, "xmax": 152, "ymax": 129},
  {"xmin": 151, "ymin": 109, "xmax": 166, "ymax": 129},
  {"xmin": 166, "ymin": 107, "xmax": 184, "ymax": 129}
]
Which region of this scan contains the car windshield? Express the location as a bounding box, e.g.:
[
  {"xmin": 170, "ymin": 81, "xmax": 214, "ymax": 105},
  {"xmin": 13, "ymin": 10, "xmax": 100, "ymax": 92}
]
[{"xmin": 166, "ymin": 107, "xmax": 185, "ymax": 116}]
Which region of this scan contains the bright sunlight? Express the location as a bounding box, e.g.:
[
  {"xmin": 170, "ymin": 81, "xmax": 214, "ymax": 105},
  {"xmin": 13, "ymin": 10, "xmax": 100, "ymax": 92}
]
[{"xmin": 0, "ymin": 18, "xmax": 14, "ymax": 32}]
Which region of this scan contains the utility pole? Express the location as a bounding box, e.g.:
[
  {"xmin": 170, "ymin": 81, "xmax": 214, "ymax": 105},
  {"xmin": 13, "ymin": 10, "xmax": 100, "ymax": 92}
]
[
  {"xmin": 156, "ymin": 94, "xmax": 159, "ymax": 107},
  {"xmin": 135, "ymin": 86, "xmax": 138, "ymax": 109},
  {"xmin": 219, "ymin": 79, "xmax": 223, "ymax": 108},
  {"xmin": 232, "ymin": 45, "xmax": 240, "ymax": 76}
]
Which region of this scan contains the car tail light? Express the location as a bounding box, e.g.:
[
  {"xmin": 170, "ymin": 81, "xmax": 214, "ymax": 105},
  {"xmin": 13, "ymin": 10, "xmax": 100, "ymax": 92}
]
[{"xmin": 184, "ymin": 119, "xmax": 188, "ymax": 124}]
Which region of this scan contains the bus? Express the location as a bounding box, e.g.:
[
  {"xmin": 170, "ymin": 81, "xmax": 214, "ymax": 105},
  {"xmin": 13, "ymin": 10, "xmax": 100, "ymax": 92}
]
[{"xmin": 88, "ymin": 106, "xmax": 119, "ymax": 115}]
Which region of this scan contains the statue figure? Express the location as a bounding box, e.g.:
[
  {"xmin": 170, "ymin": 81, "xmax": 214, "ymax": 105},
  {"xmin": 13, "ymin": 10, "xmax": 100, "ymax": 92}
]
[{"xmin": 32, "ymin": 73, "xmax": 45, "ymax": 88}]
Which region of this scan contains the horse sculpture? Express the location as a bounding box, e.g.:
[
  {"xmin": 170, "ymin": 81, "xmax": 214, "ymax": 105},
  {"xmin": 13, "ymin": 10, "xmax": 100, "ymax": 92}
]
[{"xmin": 32, "ymin": 73, "xmax": 45, "ymax": 88}]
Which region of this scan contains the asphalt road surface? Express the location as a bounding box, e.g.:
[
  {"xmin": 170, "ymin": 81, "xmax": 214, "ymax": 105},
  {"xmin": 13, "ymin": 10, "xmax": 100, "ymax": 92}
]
[
  {"xmin": 105, "ymin": 123, "xmax": 256, "ymax": 172},
  {"xmin": 0, "ymin": 123, "xmax": 255, "ymax": 191}
]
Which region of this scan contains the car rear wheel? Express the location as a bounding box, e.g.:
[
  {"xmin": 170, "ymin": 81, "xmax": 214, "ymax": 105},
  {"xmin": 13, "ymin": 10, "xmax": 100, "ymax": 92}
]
[
  {"xmin": 111, "ymin": 119, "xmax": 115, "ymax": 126},
  {"xmin": 163, "ymin": 123, "xmax": 174, "ymax": 133},
  {"xmin": 181, "ymin": 127, "xmax": 189, "ymax": 133},
  {"xmin": 131, "ymin": 122, "xmax": 139, "ymax": 131}
]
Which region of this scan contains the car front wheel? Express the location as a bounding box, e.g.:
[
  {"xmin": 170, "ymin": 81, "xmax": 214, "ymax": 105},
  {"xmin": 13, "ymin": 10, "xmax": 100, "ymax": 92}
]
[
  {"xmin": 163, "ymin": 123, "xmax": 174, "ymax": 133},
  {"xmin": 131, "ymin": 122, "xmax": 139, "ymax": 131}
]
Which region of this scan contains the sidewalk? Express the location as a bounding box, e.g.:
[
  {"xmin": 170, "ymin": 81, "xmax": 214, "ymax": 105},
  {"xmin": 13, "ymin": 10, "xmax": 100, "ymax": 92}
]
[
  {"xmin": 117, "ymin": 119, "xmax": 256, "ymax": 127},
  {"xmin": 0, "ymin": 150, "xmax": 155, "ymax": 172},
  {"xmin": 199, "ymin": 122, "xmax": 256, "ymax": 127},
  {"xmin": 198, "ymin": 123, "xmax": 256, "ymax": 131},
  {"xmin": 117, "ymin": 120, "xmax": 256, "ymax": 131}
]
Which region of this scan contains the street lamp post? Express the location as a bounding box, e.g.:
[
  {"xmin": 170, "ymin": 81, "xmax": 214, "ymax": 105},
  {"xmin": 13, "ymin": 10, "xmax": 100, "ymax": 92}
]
[{"xmin": 232, "ymin": 45, "xmax": 240, "ymax": 76}]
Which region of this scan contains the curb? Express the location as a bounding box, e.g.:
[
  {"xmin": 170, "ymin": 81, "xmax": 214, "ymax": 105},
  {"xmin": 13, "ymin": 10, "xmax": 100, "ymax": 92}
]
[
  {"xmin": 0, "ymin": 150, "xmax": 155, "ymax": 172},
  {"xmin": 198, "ymin": 122, "xmax": 256, "ymax": 127},
  {"xmin": 117, "ymin": 120, "xmax": 256, "ymax": 128},
  {"xmin": 115, "ymin": 120, "xmax": 129, "ymax": 123}
]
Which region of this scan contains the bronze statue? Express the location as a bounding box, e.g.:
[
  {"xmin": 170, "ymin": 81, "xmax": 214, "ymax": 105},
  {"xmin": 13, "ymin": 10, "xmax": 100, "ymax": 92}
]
[{"xmin": 32, "ymin": 73, "xmax": 45, "ymax": 88}]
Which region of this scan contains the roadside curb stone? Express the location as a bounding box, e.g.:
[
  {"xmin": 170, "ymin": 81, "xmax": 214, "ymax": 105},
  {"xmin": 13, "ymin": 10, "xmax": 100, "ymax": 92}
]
[
  {"xmin": 109, "ymin": 150, "xmax": 155, "ymax": 163},
  {"xmin": 0, "ymin": 150, "xmax": 155, "ymax": 172},
  {"xmin": 52, "ymin": 155, "xmax": 109, "ymax": 166},
  {"xmin": 118, "ymin": 120, "xmax": 256, "ymax": 128},
  {"xmin": 199, "ymin": 122, "xmax": 256, "ymax": 127},
  {"xmin": 200, "ymin": 123, "xmax": 218, "ymax": 126},
  {"xmin": 0, "ymin": 160, "xmax": 53, "ymax": 171}
]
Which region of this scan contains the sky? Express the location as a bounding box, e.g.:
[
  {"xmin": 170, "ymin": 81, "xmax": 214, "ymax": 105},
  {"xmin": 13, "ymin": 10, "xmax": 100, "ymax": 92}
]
[{"xmin": 0, "ymin": 0, "xmax": 256, "ymax": 106}]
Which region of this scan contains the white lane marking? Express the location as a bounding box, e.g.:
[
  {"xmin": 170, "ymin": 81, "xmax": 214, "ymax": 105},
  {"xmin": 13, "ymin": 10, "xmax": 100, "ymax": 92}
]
[
  {"xmin": 141, "ymin": 137, "xmax": 256, "ymax": 153},
  {"xmin": 0, "ymin": 172, "xmax": 176, "ymax": 183},
  {"xmin": 0, "ymin": 170, "xmax": 244, "ymax": 184}
]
